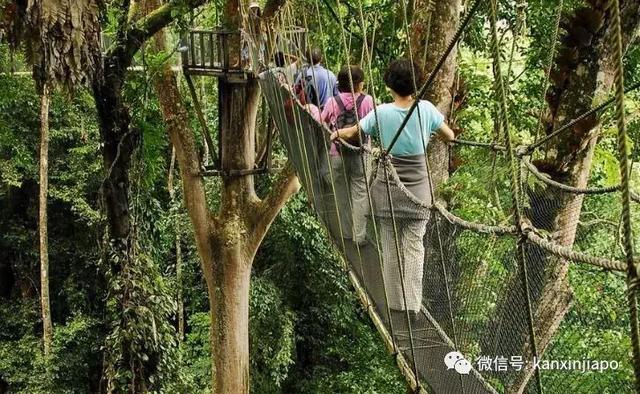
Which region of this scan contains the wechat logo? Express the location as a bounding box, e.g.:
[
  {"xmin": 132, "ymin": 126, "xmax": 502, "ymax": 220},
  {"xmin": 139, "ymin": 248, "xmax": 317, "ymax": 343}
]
[{"xmin": 444, "ymin": 351, "xmax": 472, "ymax": 375}]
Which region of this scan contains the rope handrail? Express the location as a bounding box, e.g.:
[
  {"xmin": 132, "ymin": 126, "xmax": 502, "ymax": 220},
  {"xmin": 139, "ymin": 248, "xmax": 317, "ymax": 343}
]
[
  {"xmin": 522, "ymin": 224, "xmax": 628, "ymax": 272},
  {"xmin": 257, "ymin": 0, "xmax": 640, "ymax": 383},
  {"xmin": 453, "ymin": 139, "xmax": 507, "ymax": 151},
  {"xmin": 522, "ymin": 155, "xmax": 640, "ymax": 202},
  {"xmin": 433, "ymin": 203, "xmax": 517, "ymax": 235},
  {"xmin": 260, "ymin": 68, "xmax": 640, "ymax": 393},
  {"xmin": 268, "ymin": 76, "xmax": 638, "ymax": 272},
  {"xmin": 525, "ymin": 80, "xmax": 640, "ymax": 154}
]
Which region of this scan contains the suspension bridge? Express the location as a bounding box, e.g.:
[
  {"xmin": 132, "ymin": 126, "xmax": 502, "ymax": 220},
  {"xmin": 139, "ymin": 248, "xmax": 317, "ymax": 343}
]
[{"xmin": 180, "ymin": 0, "xmax": 640, "ymax": 391}]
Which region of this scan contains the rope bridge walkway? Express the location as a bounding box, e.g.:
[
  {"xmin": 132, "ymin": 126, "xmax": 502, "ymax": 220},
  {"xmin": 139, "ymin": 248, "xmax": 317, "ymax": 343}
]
[
  {"xmin": 259, "ymin": 70, "xmax": 638, "ymax": 392},
  {"xmin": 254, "ymin": 0, "xmax": 640, "ymax": 391},
  {"xmin": 183, "ymin": 0, "xmax": 639, "ymax": 391}
]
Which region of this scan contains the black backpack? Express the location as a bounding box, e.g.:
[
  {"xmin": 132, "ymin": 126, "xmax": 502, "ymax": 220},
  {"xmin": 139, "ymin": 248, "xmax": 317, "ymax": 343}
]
[
  {"xmin": 334, "ymin": 94, "xmax": 366, "ymax": 146},
  {"xmin": 295, "ymin": 67, "xmax": 319, "ymax": 107}
]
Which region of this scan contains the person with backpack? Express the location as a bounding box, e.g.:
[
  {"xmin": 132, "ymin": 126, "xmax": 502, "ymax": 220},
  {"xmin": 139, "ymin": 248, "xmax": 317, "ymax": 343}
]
[
  {"xmin": 294, "ymin": 47, "xmax": 339, "ymax": 110},
  {"xmin": 258, "ymin": 51, "xmax": 299, "ymax": 86},
  {"xmin": 330, "ymin": 59, "xmax": 455, "ymax": 319},
  {"xmin": 321, "ymin": 65, "xmax": 374, "ymax": 245}
]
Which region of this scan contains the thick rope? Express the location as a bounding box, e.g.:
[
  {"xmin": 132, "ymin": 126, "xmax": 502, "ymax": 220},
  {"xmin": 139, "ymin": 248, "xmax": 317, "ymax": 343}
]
[
  {"xmin": 453, "ymin": 139, "xmax": 507, "ymax": 151},
  {"xmin": 608, "ymin": 0, "xmax": 640, "ymax": 390},
  {"xmin": 434, "ymin": 203, "xmax": 517, "ymax": 235},
  {"xmin": 522, "ymin": 155, "xmax": 640, "ymax": 201},
  {"xmin": 522, "ymin": 225, "xmax": 627, "ymax": 272}
]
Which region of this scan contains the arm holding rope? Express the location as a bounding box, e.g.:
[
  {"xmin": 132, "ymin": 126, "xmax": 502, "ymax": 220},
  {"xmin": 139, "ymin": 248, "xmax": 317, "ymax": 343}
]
[
  {"xmin": 331, "ymin": 123, "xmax": 360, "ymax": 141},
  {"xmin": 436, "ymin": 122, "xmax": 455, "ymax": 142}
]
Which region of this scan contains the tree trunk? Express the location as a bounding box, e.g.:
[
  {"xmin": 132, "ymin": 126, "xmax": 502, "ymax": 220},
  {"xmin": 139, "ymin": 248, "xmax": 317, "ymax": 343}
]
[
  {"xmin": 150, "ymin": 17, "xmax": 298, "ymax": 391},
  {"xmin": 91, "ymin": 44, "xmax": 142, "ymax": 392},
  {"xmin": 38, "ymin": 83, "xmax": 52, "ymax": 357},
  {"xmin": 92, "ymin": 67, "xmax": 138, "ymax": 247},
  {"xmin": 410, "ymin": 0, "xmax": 462, "ymax": 192},
  {"xmin": 487, "ymin": 2, "xmax": 640, "ymax": 392},
  {"xmin": 168, "ymin": 147, "xmax": 185, "ymax": 341}
]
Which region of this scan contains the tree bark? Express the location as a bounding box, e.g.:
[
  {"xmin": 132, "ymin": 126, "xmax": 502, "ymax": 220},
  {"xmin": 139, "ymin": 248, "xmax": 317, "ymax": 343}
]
[
  {"xmin": 488, "ymin": 2, "xmax": 640, "ymax": 392},
  {"xmin": 410, "ymin": 0, "xmax": 462, "ymax": 192},
  {"xmin": 38, "ymin": 83, "xmax": 53, "ymax": 357},
  {"xmin": 92, "ymin": 65, "xmax": 138, "ymax": 247},
  {"xmin": 149, "ymin": 8, "xmax": 298, "ymax": 391}
]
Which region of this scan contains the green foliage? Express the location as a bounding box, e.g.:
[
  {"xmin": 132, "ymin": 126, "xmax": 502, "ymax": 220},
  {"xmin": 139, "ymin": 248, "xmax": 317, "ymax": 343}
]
[
  {"xmin": 181, "ymin": 312, "xmax": 213, "ymax": 391},
  {"xmin": 0, "ymin": 300, "xmax": 102, "ymax": 393},
  {"xmin": 100, "ymin": 111, "xmax": 185, "ymax": 392},
  {"xmin": 177, "ymin": 278, "xmax": 297, "ymax": 393},
  {"xmin": 249, "ymin": 277, "xmax": 296, "ymax": 393},
  {"xmin": 256, "ymin": 192, "xmax": 406, "ymax": 393},
  {"xmin": 0, "ymin": 76, "xmax": 107, "ymax": 392},
  {"xmin": 102, "ymin": 245, "xmax": 183, "ymax": 393}
]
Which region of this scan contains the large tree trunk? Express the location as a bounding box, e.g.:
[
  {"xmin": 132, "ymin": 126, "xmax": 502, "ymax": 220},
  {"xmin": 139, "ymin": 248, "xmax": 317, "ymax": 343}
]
[
  {"xmin": 91, "ymin": 43, "xmax": 143, "ymax": 392},
  {"xmin": 92, "ymin": 65, "xmax": 138, "ymax": 247},
  {"xmin": 38, "ymin": 83, "xmax": 52, "ymax": 356},
  {"xmin": 487, "ymin": 2, "xmax": 640, "ymax": 392},
  {"xmin": 211, "ymin": 77, "xmax": 262, "ymax": 392},
  {"xmin": 150, "ymin": 14, "xmax": 298, "ymax": 391},
  {"xmin": 410, "ymin": 0, "xmax": 462, "ymax": 191}
]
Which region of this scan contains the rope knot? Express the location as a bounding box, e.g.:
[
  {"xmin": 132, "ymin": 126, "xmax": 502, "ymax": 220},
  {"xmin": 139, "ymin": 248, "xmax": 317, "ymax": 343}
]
[{"xmin": 372, "ymin": 147, "xmax": 392, "ymax": 163}]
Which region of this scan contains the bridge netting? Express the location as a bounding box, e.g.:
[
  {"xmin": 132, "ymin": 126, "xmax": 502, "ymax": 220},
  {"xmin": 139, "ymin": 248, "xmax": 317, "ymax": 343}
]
[{"xmin": 259, "ymin": 70, "xmax": 638, "ymax": 392}]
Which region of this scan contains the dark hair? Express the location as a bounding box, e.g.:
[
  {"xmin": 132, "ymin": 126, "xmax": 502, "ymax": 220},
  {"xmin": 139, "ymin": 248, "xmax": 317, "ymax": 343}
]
[
  {"xmin": 383, "ymin": 59, "xmax": 422, "ymax": 97},
  {"xmin": 337, "ymin": 65, "xmax": 365, "ymax": 93},
  {"xmin": 306, "ymin": 47, "xmax": 323, "ymax": 65},
  {"xmin": 274, "ymin": 51, "xmax": 286, "ymax": 67}
]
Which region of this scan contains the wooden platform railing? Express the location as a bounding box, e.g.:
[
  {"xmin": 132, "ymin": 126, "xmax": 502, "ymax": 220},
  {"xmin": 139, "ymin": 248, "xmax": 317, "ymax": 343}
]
[{"xmin": 180, "ymin": 29, "xmax": 246, "ymax": 76}]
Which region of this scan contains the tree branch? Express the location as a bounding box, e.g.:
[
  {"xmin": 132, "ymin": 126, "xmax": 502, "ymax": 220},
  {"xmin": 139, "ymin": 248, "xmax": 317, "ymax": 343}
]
[
  {"xmin": 106, "ymin": 0, "xmax": 207, "ymax": 68},
  {"xmin": 249, "ymin": 161, "xmax": 300, "ymax": 251}
]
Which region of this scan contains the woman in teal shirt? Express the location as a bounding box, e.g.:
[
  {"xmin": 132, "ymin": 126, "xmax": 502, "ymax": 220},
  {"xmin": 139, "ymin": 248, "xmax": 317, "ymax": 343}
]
[{"xmin": 331, "ymin": 59, "xmax": 454, "ymax": 317}]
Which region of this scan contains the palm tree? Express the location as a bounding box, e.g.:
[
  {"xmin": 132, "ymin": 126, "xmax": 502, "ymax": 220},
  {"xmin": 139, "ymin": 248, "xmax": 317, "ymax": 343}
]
[{"xmin": 4, "ymin": 0, "xmax": 101, "ymax": 356}]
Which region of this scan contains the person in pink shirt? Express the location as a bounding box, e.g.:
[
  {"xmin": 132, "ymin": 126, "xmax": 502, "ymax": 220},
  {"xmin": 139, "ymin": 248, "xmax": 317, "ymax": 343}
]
[
  {"xmin": 322, "ymin": 65, "xmax": 374, "ymax": 154},
  {"xmin": 305, "ymin": 103, "xmax": 321, "ymax": 122},
  {"xmin": 321, "ymin": 65, "xmax": 374, "ymax": 244}
]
